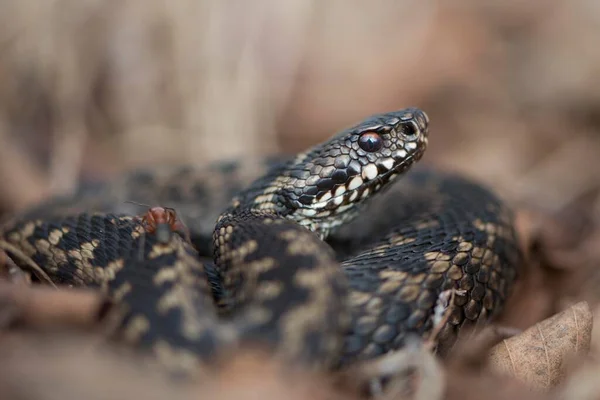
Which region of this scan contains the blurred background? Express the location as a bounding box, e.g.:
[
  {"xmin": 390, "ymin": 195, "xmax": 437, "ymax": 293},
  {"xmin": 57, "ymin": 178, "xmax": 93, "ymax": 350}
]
[
  {"xmin": 0, "ymin": 0, "xmax": 599, "ymax": 268},
  {"xmin": 0, "ymin": 0, "xmax": 598, "ymax": 214}
]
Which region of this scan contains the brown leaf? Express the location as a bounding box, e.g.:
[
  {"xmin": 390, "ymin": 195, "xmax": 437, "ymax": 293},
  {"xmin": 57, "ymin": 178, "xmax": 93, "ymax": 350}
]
[
  {"xmin": 0, "ymin": 332, "xmax": 351, "ymax": 400},
  {"xmin": 0, "ymin": 281, "xmax": 102, "ymax": 330},
  {"xmin": 488, "ymin": 301, "xmax": 592, "ymax": 390}
]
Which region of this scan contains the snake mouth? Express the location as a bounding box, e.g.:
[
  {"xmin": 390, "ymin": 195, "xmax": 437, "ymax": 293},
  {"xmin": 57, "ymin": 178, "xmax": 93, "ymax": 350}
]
[{"xmin": 295, "ymin": 147, "xmax": 426, "ymax": 221}]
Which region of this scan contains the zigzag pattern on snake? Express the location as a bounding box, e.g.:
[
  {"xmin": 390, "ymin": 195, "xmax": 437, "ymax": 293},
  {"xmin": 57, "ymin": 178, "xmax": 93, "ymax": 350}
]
[{"xmin": 0, "ymin": 108, "xmax": 522, "ymax": 374}]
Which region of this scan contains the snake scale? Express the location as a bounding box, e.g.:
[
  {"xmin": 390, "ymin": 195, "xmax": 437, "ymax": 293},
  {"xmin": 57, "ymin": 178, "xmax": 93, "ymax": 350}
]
[{"xmin": 0, "ymin": 108, "xmax": 522, "ymax": 374}]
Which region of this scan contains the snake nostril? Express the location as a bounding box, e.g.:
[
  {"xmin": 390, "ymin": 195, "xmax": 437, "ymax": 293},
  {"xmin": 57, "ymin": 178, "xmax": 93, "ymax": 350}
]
[
  {"xmin": 358, "ymin": 132, "xmax": 383, "ymax": 152},
  {"xmin": 401, "ymin": 122, "xmax": 419, "ymax": 138}
]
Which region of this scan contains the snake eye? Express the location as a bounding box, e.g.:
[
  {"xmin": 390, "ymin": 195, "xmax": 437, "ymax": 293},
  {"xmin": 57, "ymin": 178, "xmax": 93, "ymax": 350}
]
[{"xmin": 358, "ymin": 132, "xmax": 383, "ymax": 152}]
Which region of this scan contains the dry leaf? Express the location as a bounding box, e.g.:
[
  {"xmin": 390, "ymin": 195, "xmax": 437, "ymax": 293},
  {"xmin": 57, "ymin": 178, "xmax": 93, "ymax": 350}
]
[
  {"xmin": 0, "ymin": 332, "xmax": 350, "ymax": 400},
  {"xmin": 488, "ymin": 301, "xmax": 592, "ymax": 390},
  {"xmin": 0, "ymin": 281, "xmax": 102, "ymax": 329}
]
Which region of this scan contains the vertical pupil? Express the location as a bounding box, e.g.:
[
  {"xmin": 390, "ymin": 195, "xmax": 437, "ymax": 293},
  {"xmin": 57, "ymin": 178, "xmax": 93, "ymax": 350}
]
[{"xmin": 358, "ymin": 133, "xmax": 382, "ymax": 152}]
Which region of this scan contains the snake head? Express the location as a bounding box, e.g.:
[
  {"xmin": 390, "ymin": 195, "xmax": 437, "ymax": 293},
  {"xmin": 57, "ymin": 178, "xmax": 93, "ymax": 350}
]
[{"xmin": 281, "ymin": 107, "xmax": 429, "ymax": 235}]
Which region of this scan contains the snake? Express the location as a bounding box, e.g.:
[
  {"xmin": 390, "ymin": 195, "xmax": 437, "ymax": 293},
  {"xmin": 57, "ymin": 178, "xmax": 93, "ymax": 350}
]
[{"xmin": 0, "ymin": 107, "xmax": 522, "ymax": 374}]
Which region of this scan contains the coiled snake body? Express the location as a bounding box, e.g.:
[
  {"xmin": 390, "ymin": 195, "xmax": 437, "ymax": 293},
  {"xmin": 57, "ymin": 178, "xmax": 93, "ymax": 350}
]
[{"xmin": 0, "ymin": 108, "xmax": 521, "ymax": 373}]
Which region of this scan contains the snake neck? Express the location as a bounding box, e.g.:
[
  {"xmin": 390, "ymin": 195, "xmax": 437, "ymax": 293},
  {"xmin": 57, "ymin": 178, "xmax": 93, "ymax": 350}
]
[{"xmin": 219, "ymin": 162, "xmax": 346, "ymax": 239}]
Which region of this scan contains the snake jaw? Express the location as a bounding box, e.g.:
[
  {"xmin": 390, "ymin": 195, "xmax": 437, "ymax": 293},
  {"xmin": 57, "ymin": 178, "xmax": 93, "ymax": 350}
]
[{"xmin": 279, "ymin": 108, "xmax": 429, "ymax": 235}]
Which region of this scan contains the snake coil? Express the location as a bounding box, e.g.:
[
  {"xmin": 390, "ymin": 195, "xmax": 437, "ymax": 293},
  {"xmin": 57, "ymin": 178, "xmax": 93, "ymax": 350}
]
[{"xmin": 0, "ymin": 108, "xmax": 521, "ymax": 373}]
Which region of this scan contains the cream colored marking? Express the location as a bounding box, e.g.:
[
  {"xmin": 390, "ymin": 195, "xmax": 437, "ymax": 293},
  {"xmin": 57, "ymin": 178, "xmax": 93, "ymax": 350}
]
[
  {"xmin": 348, "ymin": 176, "xmax": 363, "ymax": 190},
  {"xmin": 362, "ymin": 164, "xmax": 378, "ymax": 180},
  {"xmin": 380, "ymin": 158, "xmax": 394, "ymax": 171},
  {"xmin": 430, "ymin": 260, "xmax": 450, "ymax": 273},
  {"xmin": 242, "ymin": 306, "xmax": 272, "ymax": 326},
  {"xmin": 349, "ymin": 292, "xmax": 371, "ymax": 307},
  {"xmin": 154, "ymin": 267, "xmax": 178, "ymax": 284},
  {"xmin": 405, "ymin": 142, "xmax": 417, "ymax": 150},
  {"xmin": 378, "ymin": 279, "xmax": 403, "ymax": 294},
  {"xmin": 349, "ymin": 191, "xmax": 359, "ymax": 202},
  {"xmin": 333, "ymin": 195, "xmax": 344, "ymax": 206},
  {"xmin": 394, "ymin": 149, "xmax": 407, "ymax": 159},
  {"xmin": 415, "ymin": 220, "xmax": 439, "ymax": 230},
  {"xmin": 398, "ymin": 285, "xmax": 419, "ymax": 301},
  {"xmin": 365, "ymin": 245, "xmax": 388, "ymax": 256},
  {"xmin": 313, "ymin": 201, "xmax": 329, "ymax": 209},
  {"xmin": 15, "ymin": 223, "xmax": 37, "ymax": 256},
  {"xmin": 130, "ymin": 226, "xmax": 144, "ymax": 239},
  {"xmin": 255, "ymin": 194, "xmax": 274, "ymax": 203},
  {"xmin": 472, "ymin": 247, "xmax": 485, "ymax": 258},
  {"xmin": 279, "ymin": 263, "xmax": 342, "ymax": 360},
  {"xmin": 456, "ymin": 241, "xmax": 473, "ymax": 252},
  {"xmin": 318, "ymin": 191, "xmax": 332, "ymax": 202},
  {"xmin": 33, "ymin": 239, "xmax": 62, "ymax": 273},
  {"xmin": 122, "ymin": 315, "xmax": 150, "ymax": 343},
  {"xmin": 86, "ymin": 240, "xmax": 99, "ymax": 250},
  {"xmin": 301, "ymin": 208, "xmax": 317, "ymax": 216},
  {"xmin": 246, "ymin": 257, "xmax": 276, "ymax": 274},
  {"xmin": 153, "ymin": 341, "xmax": 201, "ymax": 374},
  {"xmin": 281, "ymin": 230, "xmax": 323, "ymax": 256},
  {"xmin": 390, "ymin": 236, "xmax": 416, "ymax": 246},
  {"xmin": 48, "ymin": 229, "xmax": 64, "ymax": 246},
  {"xmin": 149, "ymin": 244, "xmax": 176, "ymax": 258},
  {"xmin": 219, "ymin": 239, "xmax": 258, "ymax": 264},
  {"xmin": 334, "ymin": 186, "xmax": 345, "ymax": 197},
  {"xmin": 35, "ymin": 239, "xmax": 50, "ymax": 253},
  {"xmin": 112, "ymin": 281, "xmax": 132, "ymax": 301},
  {"xmin": 407, "ymin": 272, "xmax": 426, "ymax": 284},
  {"xmin": 80, "ymin": 241, "xmax": 98, "ymax": 261},
  {"xmin": 424, "ymin": 251, "xmax": 442, "ymax": 261},
  {"xmin": 103, "ymin": 259, "xmax": 124, "ymax": 281},
  {"xmin": 365, "ymin": 297, "xmax": 383, "ymax": 313},
  {"xmin": 93, "ymin": 266, "xmax": 105, "ymax": 281},
  {"xmin": 379, "ymin": 269, "xmax": 409, "ymax": 280},
  {"xmin": 255, "ymin": 280, "xmax": 284, "ymax": 300},
  {"xmin": 157, "ymin": 286, "xmax": 205, "ymax": 340}
]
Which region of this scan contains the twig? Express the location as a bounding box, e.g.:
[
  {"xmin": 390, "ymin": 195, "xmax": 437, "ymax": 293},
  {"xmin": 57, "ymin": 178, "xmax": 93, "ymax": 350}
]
[
  {"xmin": 425, "ymin": 288, "xmax": 467, "ymax": 351},
  {"xmin": 0, "ymin": 249, "xmax": 30, "ymax": 285},
  {"xmin": 0, "ymin": 241, "xmax": 56, "ymax": 288},
  {"xmin": 0, "ymin": 281, "xmax": 102, "ymax": 329},
  {"xmin": 350, "ymin": 339, "xmax": 445, "ymax": 400}
]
